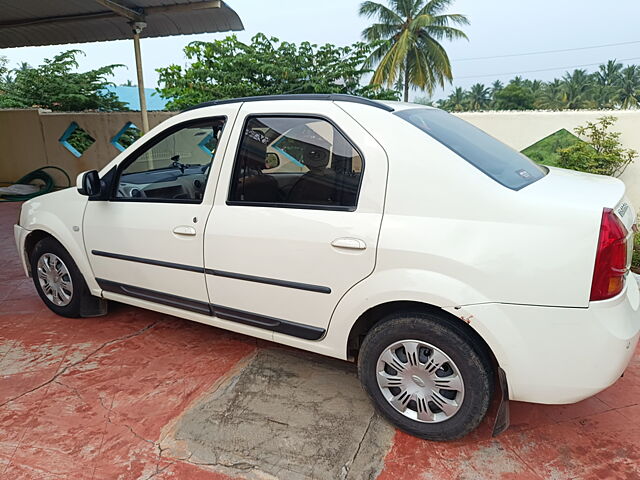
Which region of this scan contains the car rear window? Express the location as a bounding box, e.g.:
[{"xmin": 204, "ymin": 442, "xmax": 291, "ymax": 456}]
[{"xmin": 395, "ymin": 108, "xmax": 546, "ymax": 190}]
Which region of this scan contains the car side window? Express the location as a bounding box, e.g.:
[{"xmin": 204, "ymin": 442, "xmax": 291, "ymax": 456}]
[
  {"xmin": 115, "ymin": 118, "xmax": 226, "ymax": 202},
  {"xmin": 228, "ymin": 116, "xmax": 363, "ymax": 209}
]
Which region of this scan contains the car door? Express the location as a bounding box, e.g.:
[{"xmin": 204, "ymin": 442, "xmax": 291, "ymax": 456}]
[
  {"xmin": 204, "ymin": 100, "xmax": 388, "ymax": 341},
  {"xmin": 84, "ymin": 109, "xmax": 237, "ymax": 309}
]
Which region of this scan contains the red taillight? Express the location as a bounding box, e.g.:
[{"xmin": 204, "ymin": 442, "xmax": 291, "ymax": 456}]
[{"xmin": 590, "ymin": 208, "xmax": 628, "ymax": 301}]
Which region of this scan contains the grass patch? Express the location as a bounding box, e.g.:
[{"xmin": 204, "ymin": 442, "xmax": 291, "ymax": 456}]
[{"xmin": 521, "ymin": 128, "xmax": 586, "ymax": 167}]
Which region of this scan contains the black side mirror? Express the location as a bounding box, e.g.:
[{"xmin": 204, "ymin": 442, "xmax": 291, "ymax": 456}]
[{"xmin": 77, "ymin": 170, "xmax": 101, "ymax": 196}]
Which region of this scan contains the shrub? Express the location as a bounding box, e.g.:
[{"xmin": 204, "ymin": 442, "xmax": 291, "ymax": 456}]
[
  {"xmin": 632, "ymin": 233, "xmax": 640, "ymax": 274},
  {"xmin": 557, "ymin": 116, "xmax": 637, "ymax": 177}
]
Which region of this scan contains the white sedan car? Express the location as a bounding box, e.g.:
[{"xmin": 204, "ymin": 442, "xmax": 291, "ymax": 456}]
[{"xmin": 14, "ymin": 94, "xmax": 640, "ymax": 441}]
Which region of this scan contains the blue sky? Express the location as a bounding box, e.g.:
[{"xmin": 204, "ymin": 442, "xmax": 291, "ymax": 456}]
[{"xmin": 3, "ymin": 0, "xmax": 640, "ymax": 101}]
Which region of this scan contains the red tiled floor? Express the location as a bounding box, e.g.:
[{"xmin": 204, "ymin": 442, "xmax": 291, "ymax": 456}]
[
  {"xmin": 1, "ymin": 203, "xmax": 256, "ymax": 479},
  {"xmin": 1, "ymin": 200, "xmax": 639, "ymax": 479}
]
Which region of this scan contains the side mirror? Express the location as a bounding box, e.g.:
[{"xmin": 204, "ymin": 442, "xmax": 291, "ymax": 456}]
[
  {"xmin": 265, "ymin": 152, "xmax": 280, "ymax": 169},
  {"xmin": 77, "ymin": 170, "xmax": 101, "ymax": 197}
]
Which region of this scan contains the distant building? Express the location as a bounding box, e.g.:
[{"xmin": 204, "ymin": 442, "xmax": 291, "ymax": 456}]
[{"xmin": 103, "ymin": 85, "xmax": 169, "ymax": 111}]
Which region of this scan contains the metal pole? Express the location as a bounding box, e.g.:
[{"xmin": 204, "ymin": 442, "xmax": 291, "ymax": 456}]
[{"xmin": 132, "ymin": 22, "xmax": 149, "ymax": 133}]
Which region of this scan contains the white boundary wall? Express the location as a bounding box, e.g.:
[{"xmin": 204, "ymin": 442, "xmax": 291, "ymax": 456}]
[{"xmin": 455, "ymin": 110, "xmax": 640, "ymax": 209}]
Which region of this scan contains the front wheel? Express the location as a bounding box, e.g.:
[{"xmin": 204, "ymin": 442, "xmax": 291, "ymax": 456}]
[
  {"xmin": 358, "ymin": 312, "xmax": 493, "ymax": 441},
  {"xmin": 30, "ymin": 237, "xmax": 91, "ymax": 318}
]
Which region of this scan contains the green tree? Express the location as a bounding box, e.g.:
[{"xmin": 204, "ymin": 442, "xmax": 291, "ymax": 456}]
[
  {"xmin": 558, "ymin": 116, "xmax": 636, "ymax": 177},
  {"xmin": 436, "ymin": 59, "xmax": 640, "ymax": 111},
  {"xmin": 156, "ymin": 34, "xmax": 399, "ymax": 110},
  {"xmin": 489, "ymin": 80, "xmax": 504, "ymax": 108},
  {"xmin": 616, "ymin": 65, "xmax": 640, "ymax": 109},
  {"xmin": 467, "ymin": 83, "xmax": 490, "ymax": 110},
  {"xmin": 594, "ymin": 59, "xmax": 623, "ymax": 107},
  {"xmin": 528, "ymin": 79, "xmax": 544, "ymax": 98},
  {"xmin": 359, "ymin": 0, "xmax": 468, "ymax": 101},
  {"xmin": 0, "ymin": 56, "xmax": 11, "ymax": 92},
  {"xmin": 597, "ymin": 60, "xmax": 623, "ymax": 87},
  {"xmin": 494, "ymin": 82, "xmax": 535, "ymax": 110},
  {"xmin": 537, "ymin": 79, "xmax": 564, "ymax": 110},
  {"xmin": 440, "ymin": 86, "xmax": 467, "ymax": 111},
  {"xmin": 0, "ymin": 50, "xmax": 126, "ymax": 111},
  {"xmin": 561, "ymin": 69, "xmax": 593, "ymax": 109}
]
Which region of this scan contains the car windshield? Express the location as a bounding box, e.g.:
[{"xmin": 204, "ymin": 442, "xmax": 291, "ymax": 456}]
[{"xmin": 395, "ymin": 108, "xmax": 546, "ymax": 190}]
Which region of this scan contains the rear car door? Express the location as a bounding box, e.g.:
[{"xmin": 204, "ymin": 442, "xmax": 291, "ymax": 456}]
[{"xmin": 204, "ymin": 100, "xmax": 388, "ymax": 341}]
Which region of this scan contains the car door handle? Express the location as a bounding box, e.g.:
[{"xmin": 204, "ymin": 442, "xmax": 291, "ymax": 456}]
[
  {"xmin": 331, "ymin": 237, "xmax": 366, "ymax": 250},
  {"xmin": 173, "ymin": 226, "xmax": 197, "ymax": 236}
]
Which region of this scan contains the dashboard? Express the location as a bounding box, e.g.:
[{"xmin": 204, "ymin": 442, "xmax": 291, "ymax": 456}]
[{"xmin": 116, "ymin": 165, "xmax": 209, "ymax": 201}]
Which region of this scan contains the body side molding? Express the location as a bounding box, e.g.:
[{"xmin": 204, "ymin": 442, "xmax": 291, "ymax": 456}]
[
  {"xmin": 91, "ymin": 250, "xmax": 331, "ymax": 294},
  {"xmin": 96, "ymin": 278, "xmax": 326, "ymax": 340}
]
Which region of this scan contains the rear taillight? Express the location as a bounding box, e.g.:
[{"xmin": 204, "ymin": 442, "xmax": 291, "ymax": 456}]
[{"xmin": 590, "ymin": 208, "xmax": 629, "ymax": 301}]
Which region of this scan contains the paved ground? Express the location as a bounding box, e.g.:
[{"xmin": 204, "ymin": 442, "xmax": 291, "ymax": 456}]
[{"xmin": 1, "ymin": 201, "xmax": 639, "ymax": 480}]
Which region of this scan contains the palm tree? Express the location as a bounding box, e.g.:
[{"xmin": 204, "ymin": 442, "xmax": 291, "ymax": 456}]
[
  {"xmin": 616, "ymin": 65, "xmax": 640, "ymax": 109},
  {"xmin": 591, "ymin": 60, "xmax": 622, "ymax": 108},
  {"xmin": 561, "ymin": 69, "xmax": 593, "ymax": 109},
  {"xmin": 596, "ymin": 60, "xmax": 623, "ymax": 87},
  {"xmin": 510, "ymin": 76, "xmax": 525, "ymax": 87},
  {"xmin": 537, "ymin": 79, "xmax": 564, "ymax": 110},
  {"xmin": 528, "ymin": 79, "xmax": 544, "ymax": 98},
  {"xmin": 489, "ymin": 80, "xmax": 503, "ymax": 108},
  {"xmin": 467, "ymin": 83, "xmax": 490, "ymax": 110},
  {"xmin": 443, "ymin": 86, "xmax": 467, "ymax": 111},
  {"xmin": 359, "ymin": 0, "xmax": 469, "ymax": 101}
]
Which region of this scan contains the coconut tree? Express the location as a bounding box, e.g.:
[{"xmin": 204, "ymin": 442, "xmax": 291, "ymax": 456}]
[
  {"xmin": 616, "ymin": 65, "xmax": 640, "ymax": 109},
  {"xmin": 592, "ymin": 60, "xmax": 623, "ymax": 108},
  {"xmin": 510, "ymin": 76, "xmax": 525, "ymax": 87},
  {"xmin": 537, "ymin": 79, "xmax": 565, "ymax": 110},
  {"xmin": 596, "ymin": 60, "xmax": 623, "ymax": 87},
  {"xmin": 489, "ymin": 79, "xmax": 503, "ymax": 108},
  {"xmin": 443, "ymin": 86, "xmax": 467, "ymax": 111},
  {"xmin": 528, "ymin": 79, "xmax": 544, "ymax": 99},
  {"xmin": 561, "ymin": 69, "xmax": 594, "ymax": 109},
  {"xmin": 359, "ymin": 0, "xmax": 469, "ymax": 101},
  {"xmin": 467, "ymin": 83, "xmax": 490, "ymax": 110}
]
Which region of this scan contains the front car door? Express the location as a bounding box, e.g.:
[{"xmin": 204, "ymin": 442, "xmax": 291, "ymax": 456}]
[
  {"xmin": 84, "ymin": 108, "xmax": 237, "ymax": 309},
  {"xmin": 204, "ymin": 100, "xmax": 388, "ymax": 343}
]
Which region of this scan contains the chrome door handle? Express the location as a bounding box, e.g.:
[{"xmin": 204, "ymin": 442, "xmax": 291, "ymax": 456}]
[
  {"xmin": 173, "ymin": 226, "xmax": 197, "ymax": 236},
  {"xmin": 331, "ymin": 237, "xmax": 366, "ymax": 250}
]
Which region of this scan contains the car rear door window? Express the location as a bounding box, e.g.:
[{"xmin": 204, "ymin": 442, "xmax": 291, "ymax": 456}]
[
  {"xmin": 228, "ymin": 116, "xmax": 363, "ymax": 210},
  {"xmin": 395, "ymin": 108, "xmax": 546, "ymax": 190}
]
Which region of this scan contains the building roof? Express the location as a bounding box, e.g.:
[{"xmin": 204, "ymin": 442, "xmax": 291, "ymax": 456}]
[{"xmin": 0, "ymin": 0, "xmax": 243, "ymax": 48}]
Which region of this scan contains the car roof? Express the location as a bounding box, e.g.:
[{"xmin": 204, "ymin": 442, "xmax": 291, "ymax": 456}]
[
  {"xmin": 182, "ymin": 93, "xmax": 433, "ymax": 113},
  {"xmin": 377, "ymin": 100, "xmax": 435, "ymax": 111}
]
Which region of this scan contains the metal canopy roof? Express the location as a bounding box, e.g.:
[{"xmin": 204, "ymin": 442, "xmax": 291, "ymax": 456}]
[
  {"xmin": 0, "ymin": 0, "xmax": 243, "ymax": 131},
  {"xmin": 0, "ymin": 0, "xmax": 243, "ymax": 48}
]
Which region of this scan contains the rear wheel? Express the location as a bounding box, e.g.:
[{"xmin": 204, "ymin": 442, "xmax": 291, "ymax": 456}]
[
  {"xmin": 30, "ymin": 237, "xmax": 91, "ymax": 318},
  {"xmin": 358, "ymin": 312, "xmax": 493, "ymax": 441}
]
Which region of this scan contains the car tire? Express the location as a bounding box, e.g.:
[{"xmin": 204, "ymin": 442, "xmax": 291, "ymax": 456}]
[
  {"xmin": 358, "ymin": 311, "xmax": 493, "ymax": 441},
  {"xmin": 30, "ymin": 236, "xmax": 91, "ymax": 318}
]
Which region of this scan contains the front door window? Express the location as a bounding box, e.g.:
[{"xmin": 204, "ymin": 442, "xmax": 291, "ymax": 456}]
[{"xmin": 115, "ymin": 118, "xmax": 226, "ymax": 202}]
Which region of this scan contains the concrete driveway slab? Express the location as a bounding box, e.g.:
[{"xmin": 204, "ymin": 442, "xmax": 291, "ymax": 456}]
[{"xmin": 162, "ymin": 348, "xmax": 395, "ymax": 480}]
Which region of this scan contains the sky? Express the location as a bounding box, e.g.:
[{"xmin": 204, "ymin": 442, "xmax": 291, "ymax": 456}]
[{"xmin": 3, "ymin": 0, "xmax": 640, "ymax": 101}]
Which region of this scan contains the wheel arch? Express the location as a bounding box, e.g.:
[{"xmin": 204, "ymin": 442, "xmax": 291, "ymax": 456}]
[
  {"xmin": 24, "ymin": 229, "xmax": 56, "ymax": 275},
  {"xmin": 346, "ymin": 300, "xmax": 500, "ymax": 375},
  {"xmin": 22, "ymin": 223, "xmax": 99, "ymax": 294}
]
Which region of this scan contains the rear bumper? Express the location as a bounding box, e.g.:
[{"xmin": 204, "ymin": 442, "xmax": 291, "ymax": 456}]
[
  {"xmin": 459, "ymin": 277, "xmax": 640, "ymax": 404},
  {"xmin": 14, "ymin": 224, "xmax": 30, "ymax": 277}
]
